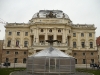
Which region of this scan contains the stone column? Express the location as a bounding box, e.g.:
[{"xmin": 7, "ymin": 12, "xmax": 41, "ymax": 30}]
[
  {"xmin": 54, "ymin": 28, "xmax": 57, "ymax": 46},
  {"xmin": 34, "ymin": 28, "xmax": 36, "ymax": 45},
  {"xmin": 12, "ymin": 31, "xmax": 15, "ymax": 48},
  {"xmin": 54, "ymin": 28, "xmax": 57, "ymax": 40},
  {"xmin": 66, "ymin": 35, "xmax": 68, "ymax": 46},
  {"xmin": 45, "ymin": 28, "xmax": 48, "ymax": 45},
  {"xmin": 34, "ymin": 28, "xmax": 39, "ymax": 44},
  {"xmin": 45, "ymin": 28, "xmax": 48, "ymax": 40},
  {"xmin": 65, "ymin": 29, "xmax": 69, "ymax": 46},
  {"xmin": 93, "ymin": 32, "xmax": 96, "ymax": 50}
]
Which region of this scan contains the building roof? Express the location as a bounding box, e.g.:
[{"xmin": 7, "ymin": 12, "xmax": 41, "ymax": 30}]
[
  {"xmin": 29, "ymin": 47, "xmax": 73, "ymax": 58},
  {"xmin": 96, "ymin": 36, "xmax": 100, "ymax": 46},
  {"xmin": 32, "ymin": 10, "xmax": 70, "ymax": 19}
]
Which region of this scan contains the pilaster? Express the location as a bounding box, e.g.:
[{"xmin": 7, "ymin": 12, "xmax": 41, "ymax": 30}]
[
  {"xmin": 36, "ymin": 28, "xmax": 39, "ymax": 43},
  {"xmin": 85, "ymin": 32, "xmax": 88, "ymax": 50},
  {"xmin": 77, "ymin": 32, "xmax": 80, "ymax": 50}
]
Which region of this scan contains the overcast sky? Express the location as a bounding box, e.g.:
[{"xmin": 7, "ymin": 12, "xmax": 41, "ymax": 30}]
[{"xmin": 0, "ymin": 0, "xmax": 100, "ymax": 40}]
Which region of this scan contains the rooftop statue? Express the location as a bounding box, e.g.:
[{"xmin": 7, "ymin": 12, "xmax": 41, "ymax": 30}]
[{"xmin": 46, "ymin": 11, "xmax": 56, "ymax": 18}]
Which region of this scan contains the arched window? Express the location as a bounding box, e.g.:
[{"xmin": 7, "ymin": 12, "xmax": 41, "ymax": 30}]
[{"xmin": 49, "ymin": 29, "xmax": 52, "ymax": 32}]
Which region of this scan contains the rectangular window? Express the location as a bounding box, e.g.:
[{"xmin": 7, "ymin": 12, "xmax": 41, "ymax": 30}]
[
  {"xmin": 75, "ymin": 59, "xmax": 77, "ymax": 64},
  {"xmin": 91, "ymin": 52, "xmax": 93, "ymax": 55},
  {"xmin": 83, "ymin": 53, "xmax": 85, "ymax": 55},
  {"xmin": 24, "ymin": 41, "xmax": 28, "ymax": 47},
  {"xmin": 89, "ymin": 33, "xmax": 92, "ymax": 37},
  {"xmin": 73, "ymin": 42, "xmax": 76, "ymax": 48},
  {"xmin": 17, "ymin": 32, "xmax": 20, "ymax": 36},
  {"xmin": 14, "ymin": 58, "xmax": 18, "ymax": 63},
  {"xmin": 74, "ymin": 53, "xmax": 76, "ymax": 56},
  {"xmin": 15, "ymin": 52, "xmax": 18, "ymax": 55},
  {"xmin": 83, "ymin": 59, "xmax": 86, "ymax": 64},
  {"xmin": 16, "ymin": 40, "xmax": 19, "ymax": 47},
  {"xmin": 91, "ymin": 59, "xmax": 94, "ymax": 63},
  {"xmin": 7, "ymin": 40, "xmax": 11, "ymax": 47},
  {"xmin": 73, "ymin": 33, "xmax": 76, "ymax": 37},
  {"xmin": 24, "ymin": 51, "xmax": 26, "ymax": 54},
  {"xmin": 90, "ymin": 42, "xmax": 93, "ymax": 48},
  {"xmin": 23, "ymin": 58, "xmax": 26, "ymax": 63},
  {"xmin": 8, "ymin": 32, "xmax": 12, "ymax": 35},
  {"xmin": 25, "ymin": 32, "xmax": 28, "ymax": 36},
  {"xmin": 6, "ymin": 51, "xmax": 9, "ymax": 54},
  {"xmin": 81, "ymin": 33, "xmax": 84, "ymax": 37},
  {"xmin": 6, "ymin": 58, "xmax": 9, "ymax": 62},
  {"xmin": 81, "ymin": 42, "xmax": 85, "ymax": 48}
]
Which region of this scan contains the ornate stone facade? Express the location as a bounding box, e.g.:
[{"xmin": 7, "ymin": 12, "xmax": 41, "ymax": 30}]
[{"xmin": 2, "ymin": 10, "xmax": 98, "ymax": 68}]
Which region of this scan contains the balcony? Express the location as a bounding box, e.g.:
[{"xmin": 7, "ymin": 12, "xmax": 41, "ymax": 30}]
[{"xmin": 32, "ymin": 42, "xmax": 67, "ymax": 46}]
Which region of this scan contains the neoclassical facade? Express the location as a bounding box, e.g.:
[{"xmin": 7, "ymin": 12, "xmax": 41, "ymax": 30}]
[{"xmin": 2, "ymin": 10, "xmax": 98, "ymax": 68}]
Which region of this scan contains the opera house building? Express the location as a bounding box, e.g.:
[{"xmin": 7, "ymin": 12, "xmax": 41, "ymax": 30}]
[{"xmin": 2, "ymin": 10, "xmax": 98, "ymax": 68}]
